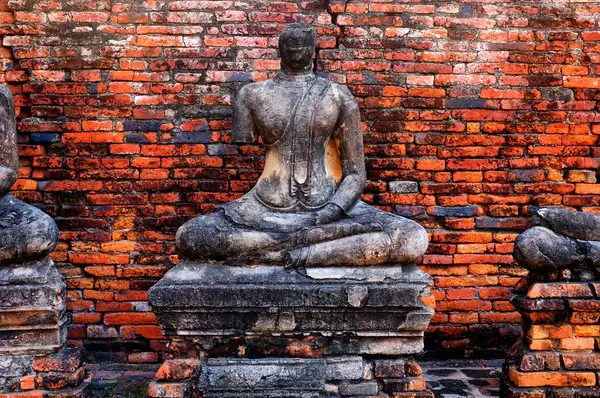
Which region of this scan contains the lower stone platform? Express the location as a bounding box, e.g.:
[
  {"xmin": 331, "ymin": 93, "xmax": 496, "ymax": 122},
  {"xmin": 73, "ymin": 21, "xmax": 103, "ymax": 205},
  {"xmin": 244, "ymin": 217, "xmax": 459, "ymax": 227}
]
[
  {"xmin": 0, "ymin": 258, "xmax": 90, "ymax": 396},
  {"xmin": 502, "ymin": 280, "xmax": 600, "ymax": 397},
  {"xmin": 149, "ymin": 356, "xmax": 432, "ymax": 398},
  {"xmin": 88, "ymin": 359, "xmax": 503, "ymax": 398},
  {"xmin": 148, "ymin": 262, "xmax": 435, "ymax": 397},
  {"xmin": 0, "ymin": 258, "xmax": 67, "ymax": 354},
  {"xmin": 0, "ymin": 346, "xmax": 91, "ymax": 397}
]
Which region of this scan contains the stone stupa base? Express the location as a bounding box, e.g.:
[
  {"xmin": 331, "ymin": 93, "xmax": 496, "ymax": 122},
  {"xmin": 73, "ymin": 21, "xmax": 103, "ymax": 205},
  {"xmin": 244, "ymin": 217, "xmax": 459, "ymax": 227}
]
[
  {"xmin": 501, "ymin": 280, "xmax": 600, "ymax": 397},
  {"xmin": 148, "ymin": 262, "xmax": 435, "ymax": 397},
  {"xmin": 0, "ymin": 257, "xmax": 90, "ymax": 397}
]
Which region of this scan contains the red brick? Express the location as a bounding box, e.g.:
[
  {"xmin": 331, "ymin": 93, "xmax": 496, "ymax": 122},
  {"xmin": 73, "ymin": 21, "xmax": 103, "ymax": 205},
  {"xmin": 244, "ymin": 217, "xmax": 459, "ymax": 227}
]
[
  {"xmin": 508, "ymin": 367, "xmax": 596, "ymax": 388},
  {"xmin": 558, "ymin": 338, "xmax": 595, "ymax": 351},
  {"xmin": 104, "ymin": 312, "xmax": 159, "ymax": 325},
  {"xmin": 148, "ymin": 382, "xmax": 190, "ymax": 398},
  {"xmin": 527, "ymin": 283, "xmax": 593, "ymax": 299},
  {"xmin": 156, "ymin": 359, "xmax": 200, "ymax": 381}
]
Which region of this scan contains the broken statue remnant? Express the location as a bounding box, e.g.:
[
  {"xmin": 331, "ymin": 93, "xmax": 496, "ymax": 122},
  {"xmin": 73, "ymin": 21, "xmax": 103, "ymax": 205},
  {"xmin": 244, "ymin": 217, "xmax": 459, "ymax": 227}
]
[
  {"xmin": 0, "ymin": 85, "xmax": 58, "ymax": 265},
  {"xmin": 0, "ymin": 85, "xmax": 90, "ymax": 395},
  {"xmin": 514, "ymin": 207, "xmax": 600, "ymax": 281},
  {"xmin": 502, "ymin": 207, "xmax": 600, "ymax": 397},
  {"xmin": 150, "ymin": 23, "xmax": 435, "ymax": 398}
]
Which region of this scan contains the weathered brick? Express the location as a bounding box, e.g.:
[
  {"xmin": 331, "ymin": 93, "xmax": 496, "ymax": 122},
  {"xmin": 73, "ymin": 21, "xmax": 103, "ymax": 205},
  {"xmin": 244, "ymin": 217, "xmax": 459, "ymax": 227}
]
[
  {"xmin": 527, "ymin": 284, "xmax": 593, "ymax": 299},
  {"xmin": 508, "ymin": 367, "xmax": 596, "ymax": 388},
  {"xmin": 156, "ymin": 359, "xmax": 200, "ymax": 381}
]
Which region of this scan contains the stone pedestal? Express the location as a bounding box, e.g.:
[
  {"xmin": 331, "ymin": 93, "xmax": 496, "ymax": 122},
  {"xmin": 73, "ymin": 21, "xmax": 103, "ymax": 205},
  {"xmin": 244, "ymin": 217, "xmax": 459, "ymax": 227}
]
[
  {"xmin": 149, "ymin": 262, "xmax": 435, "ymax": 397},
  {"xmin": 0, "ymin": 257, "xmax": 90, "ymax": 397},
  {"xmin": 502, "ymin": 279, "xmax": 600, "ymax": 397}
]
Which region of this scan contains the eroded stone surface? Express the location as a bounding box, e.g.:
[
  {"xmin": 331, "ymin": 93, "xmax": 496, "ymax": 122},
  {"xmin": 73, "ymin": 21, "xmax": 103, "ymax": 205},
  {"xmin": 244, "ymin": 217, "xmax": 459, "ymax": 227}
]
[
  {"xmin": 514, "ymin": 208, "xmax": 600, "ymax": 281},
  {"xmin": 150, "ymin": 263, "xmax": 433, "ymax": 338},
  {"xmin": 199, "ymin": 358, "xmax": 326, "ymax": 392}
]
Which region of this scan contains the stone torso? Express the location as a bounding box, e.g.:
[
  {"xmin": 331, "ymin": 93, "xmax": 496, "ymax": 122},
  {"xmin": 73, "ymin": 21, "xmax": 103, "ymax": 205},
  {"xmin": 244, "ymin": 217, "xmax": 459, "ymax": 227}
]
[{"xmin": 245, "ymin": 76, "xmax": 342, "ymax": 210}]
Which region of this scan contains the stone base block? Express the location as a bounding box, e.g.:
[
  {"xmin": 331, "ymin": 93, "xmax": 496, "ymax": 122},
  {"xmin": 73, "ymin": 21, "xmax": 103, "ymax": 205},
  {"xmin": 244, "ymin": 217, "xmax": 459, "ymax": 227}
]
[
  {"xmin": 0, "ymin": 258, "xmax": 89, "ymax": 396},
  {"xmin": 149, "ymin": 356, "xmax": 432, "ymax": 398},
  {"xmin": 0, "ymin": 346, "xmax": 90, "ymax": 396},
  {"xmin": 0, "ymin": 259, "xmax": 67, "ymax": 354},
  {"xmin": 149, "ymin": 263, "xmax": 434, "ymax": 339}
]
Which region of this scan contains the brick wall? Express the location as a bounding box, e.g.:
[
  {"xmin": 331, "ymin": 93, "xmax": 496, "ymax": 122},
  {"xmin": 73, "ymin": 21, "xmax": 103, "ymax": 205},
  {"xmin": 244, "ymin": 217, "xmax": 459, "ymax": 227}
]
[{"xmin": 1, "ymin": 0, "xmax": 600, "ymax": 361}]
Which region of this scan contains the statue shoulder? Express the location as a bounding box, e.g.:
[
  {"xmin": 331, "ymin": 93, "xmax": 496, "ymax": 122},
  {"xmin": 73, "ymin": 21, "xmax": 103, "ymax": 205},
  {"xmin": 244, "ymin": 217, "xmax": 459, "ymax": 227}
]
[
  {"xmin": 330, "ymin": 82, "xmax": 359, "ymax": 110},
  {"xmin": 239, "ymin": 79, "xmax": 272, "ymax": 94},
  {"xmin": 236, "ymin": 80, "xmax": 275, "ymax": 107}
]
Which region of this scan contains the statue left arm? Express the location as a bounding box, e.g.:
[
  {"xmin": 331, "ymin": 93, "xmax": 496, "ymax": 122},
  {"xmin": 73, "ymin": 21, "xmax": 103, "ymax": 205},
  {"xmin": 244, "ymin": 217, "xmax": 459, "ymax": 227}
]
[
  {"xmin": 0, "ymin": 85, "xmax": 18, "ymax": 195},
  {"xmin": 232, "ymin": 85, "xmax": 256, "ymax": 144},
  {"xmin": 317, "ymin": 85, "xmax": 366, "ymax": 223}
]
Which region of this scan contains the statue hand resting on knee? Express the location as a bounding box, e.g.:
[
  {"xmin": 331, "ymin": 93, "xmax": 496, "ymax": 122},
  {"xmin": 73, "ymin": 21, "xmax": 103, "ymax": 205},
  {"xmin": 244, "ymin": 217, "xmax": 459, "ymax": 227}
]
[
  {"xmin": 0, "ymin": 85, "xmax": 58, "ymax": 265},
  {"xmin": 176, "ymin": 23, "xmax": 428, "ymax": 268}
]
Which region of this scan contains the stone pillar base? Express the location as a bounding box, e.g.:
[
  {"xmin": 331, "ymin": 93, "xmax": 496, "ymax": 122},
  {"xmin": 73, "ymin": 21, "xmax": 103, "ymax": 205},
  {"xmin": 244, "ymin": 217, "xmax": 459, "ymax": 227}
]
[
  {"xmin": 0, "ymin": 346, "xmax": 91, "ymax": 397},
  {"xmin": 148, "ymin": 263, "xmax": 436, "ymax": 398},
  {"xmin": 149, "ymin": 355, "xmax": 433, "ymax": 398},
  {"xmin": 0, "ymin": 258, "xmax": 90, "ymax": 397},
  {"xmin": 501, "ymin": 280, "xmax": 600, "ymax": 397}
]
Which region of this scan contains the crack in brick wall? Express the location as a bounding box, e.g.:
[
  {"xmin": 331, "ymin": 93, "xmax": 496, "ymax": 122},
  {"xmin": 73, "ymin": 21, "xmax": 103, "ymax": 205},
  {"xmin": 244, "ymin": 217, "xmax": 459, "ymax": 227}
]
[{"xmin": 0, "ymin": 0, "xmax": 599, "ymax": 361}]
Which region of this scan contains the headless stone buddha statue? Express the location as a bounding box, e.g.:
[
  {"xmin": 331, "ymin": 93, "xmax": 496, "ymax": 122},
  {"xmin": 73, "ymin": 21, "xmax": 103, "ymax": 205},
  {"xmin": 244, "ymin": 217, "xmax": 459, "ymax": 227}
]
[
  {"xmin": 0, "ymin": 85, "xmax": 58, "ymax": 265},
  {"xmin": 514, "ymin": 208, "xmax": 600, "ymax": 280},
  {"xmin": 176, "ymin": 23, "xmax": 428, "ymax": 268}
]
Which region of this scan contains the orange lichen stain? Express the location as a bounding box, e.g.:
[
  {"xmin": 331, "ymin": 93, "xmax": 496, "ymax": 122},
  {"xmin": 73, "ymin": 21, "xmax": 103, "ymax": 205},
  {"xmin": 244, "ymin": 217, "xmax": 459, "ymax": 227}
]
[
  {"xmin": 326, "ymin": 137, "xmax": 343, "ymax": 183},
  {"xmin": 421, "ymin": 294, "xmax": 436, "ymax": 309}
]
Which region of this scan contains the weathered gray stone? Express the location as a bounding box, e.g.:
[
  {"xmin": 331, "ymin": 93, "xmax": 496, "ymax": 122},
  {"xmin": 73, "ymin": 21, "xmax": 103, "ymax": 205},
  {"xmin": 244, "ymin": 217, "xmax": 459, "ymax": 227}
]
[
  {"xmin": 303, "ymin": 266, "xmax": 405, "ymax": 282},
  {"xmin": 0, "ymin": 354, "xmax": 34, "ymax": 390},
  {"xmin": 339, "ymin": 381, "xmax": 379, "ymax": 395},
  {"xmin": 326, "ymin": 337, "xmax": 424, "ymax": 356},
  {"xmin": 0, "ymin": 85, "xmax": 18, "ymax": 198},
  {"xmin": 0, "ymin": 195, "xmax": 59, "ymax": 265},
  {"xmin": 150, "ymin": 263, "xmax": 433, "ymax": 338},
  {"xmin": 389, "ymin": 181, "xmax": 419, "ymax": 194},
  {"xmin": 0, "ymin": 265, "xmax": 65, "ymax": 309},
  {"xmin": 325, "ymin": 356, "xmax": 364, "ymax": 381},
  {"xmin": 0, "ymin": 86, "xmax": 58, "ymax": 266},
  {"xmin": 175, "ymin": 23, "xmax": 428, "ymax": 268},
  {"xmin": 514, "ymin": 208, "xmax": 600, "ymax": 279},
  {"xmin": 87, "ymin": 325, "xmax": 119, "ymax": 339},
  {"xmin": 205, "ymin": 393, "xmax": 319, "ymax": 398},
  {"xmin": 0, "ymin": 265, "xmax": 66, "ymax": 354},
  {"xmin": 199, "ymin": 358, "xmax": 326, "ymax": 392},
  {"xmin": 0, "ymin": 256, "xmax": 53, "ymax": 285},
  {"xmin": 0, "ymin": 354, "xmax": 34, "ymax": 377}
]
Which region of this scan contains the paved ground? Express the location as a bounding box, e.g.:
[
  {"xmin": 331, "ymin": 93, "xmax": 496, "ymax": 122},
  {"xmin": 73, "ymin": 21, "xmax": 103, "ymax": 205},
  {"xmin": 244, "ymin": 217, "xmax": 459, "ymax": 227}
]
[
  {"xmin": 88, "ymin": 363, "xmax": 158, "ymax": 398},
  {"xmin": 88, "ymin": 359, "xmax": 503, "ymax": 397},
  {"xmin": 422, "ymin": 359, "xmax": 503, "ymax": 398}
]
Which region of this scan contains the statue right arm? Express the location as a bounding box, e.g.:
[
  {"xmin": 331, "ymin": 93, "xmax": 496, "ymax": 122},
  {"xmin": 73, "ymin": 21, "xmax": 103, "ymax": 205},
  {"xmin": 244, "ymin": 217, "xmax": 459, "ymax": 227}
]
[
  {"xmin": 232, "ymin": 85, "xmax": 256, "ymax": 144},
  {"xmin": 0, "ymin": 86, "xmax": 18, "ymax": 195}
]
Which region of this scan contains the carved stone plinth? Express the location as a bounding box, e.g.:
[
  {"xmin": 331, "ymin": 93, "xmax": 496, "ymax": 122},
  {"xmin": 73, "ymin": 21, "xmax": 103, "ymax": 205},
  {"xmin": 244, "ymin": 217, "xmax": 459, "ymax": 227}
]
[
  {"xmin": 149, "ymin": 262, "xmax": 435, "ymax": 397},
  {"xmin": 0, "ymin": 258, "xmax": 90, "ymax": 396},
  {"xmin": 502, "ymin": 279, "xmax": 600, "ymax": 397}
]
